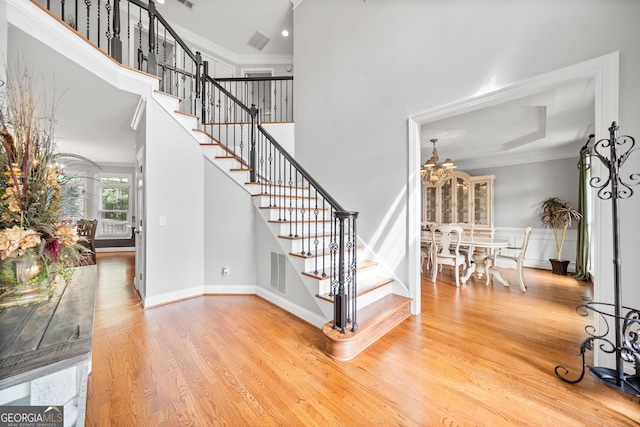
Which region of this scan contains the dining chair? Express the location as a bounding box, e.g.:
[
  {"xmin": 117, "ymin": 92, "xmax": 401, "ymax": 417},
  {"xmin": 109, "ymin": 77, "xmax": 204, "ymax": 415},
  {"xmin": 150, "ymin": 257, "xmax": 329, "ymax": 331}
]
[
  {"xmin": 431, "ymin": 225, "xmax": 466, "ymax": 287},
  {"xmin": 485, "ymin": 227, "xmax": 532, "ymax": 292},
  {"xmin": 448, "ymin": 223, "xmax": 474, "ymax": 270},
  {"xmin": 421, "ymin": 222, "xmax": 437, "ymax": 273}
]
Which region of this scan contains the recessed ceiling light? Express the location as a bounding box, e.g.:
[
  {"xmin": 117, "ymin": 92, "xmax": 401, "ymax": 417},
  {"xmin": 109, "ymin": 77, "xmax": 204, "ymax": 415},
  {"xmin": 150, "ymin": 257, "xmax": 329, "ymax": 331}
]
[
  {"xmin": 281, "ymin": 29, "xmax": 289, "ymax": 37},
  {"xmin": 156, "ymin": 0, "xmax": 165, "ymax": 3}
]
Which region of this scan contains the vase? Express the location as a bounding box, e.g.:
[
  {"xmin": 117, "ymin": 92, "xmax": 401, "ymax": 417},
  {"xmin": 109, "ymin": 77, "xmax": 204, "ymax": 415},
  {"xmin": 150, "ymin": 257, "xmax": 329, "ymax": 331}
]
[
  {"xmin": 0, "ymin": 254, "xmax": 49, "ymax": 309},
  {"xmin": 549, "ymin": 259, "xmax": 570, "ymax": 275}
]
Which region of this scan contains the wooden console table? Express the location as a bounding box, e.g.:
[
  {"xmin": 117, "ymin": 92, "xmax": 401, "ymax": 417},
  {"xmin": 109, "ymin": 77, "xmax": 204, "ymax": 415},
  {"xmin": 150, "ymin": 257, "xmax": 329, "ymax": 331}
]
[{"xmin": 0, "ymin": 266, "xmax": 97, "ymax": 426}]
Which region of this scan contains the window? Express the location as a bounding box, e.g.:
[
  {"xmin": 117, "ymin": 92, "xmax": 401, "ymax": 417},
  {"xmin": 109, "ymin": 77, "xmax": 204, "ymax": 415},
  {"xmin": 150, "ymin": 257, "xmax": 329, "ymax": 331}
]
[
  {"xmin": 59, "ymin": 174, "xmax": 87, "ymax": 222},
  {"xmin": 97, "ymin": 174, "xmax": 132, "ymax": 238}
]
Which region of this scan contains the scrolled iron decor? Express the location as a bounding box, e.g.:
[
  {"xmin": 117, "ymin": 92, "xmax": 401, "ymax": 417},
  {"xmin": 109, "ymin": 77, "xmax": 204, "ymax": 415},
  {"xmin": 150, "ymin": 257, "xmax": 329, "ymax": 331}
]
[{"xmin": 555, "ymin": 122, "xmax": 640, "ymax": 396}]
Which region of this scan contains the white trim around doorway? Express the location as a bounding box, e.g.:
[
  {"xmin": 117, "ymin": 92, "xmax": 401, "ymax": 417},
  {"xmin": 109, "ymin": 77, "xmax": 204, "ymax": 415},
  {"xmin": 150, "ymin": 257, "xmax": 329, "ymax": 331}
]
[{"xmin": 407, "ymin": 52, "xmax": 619, "ymax": 319}]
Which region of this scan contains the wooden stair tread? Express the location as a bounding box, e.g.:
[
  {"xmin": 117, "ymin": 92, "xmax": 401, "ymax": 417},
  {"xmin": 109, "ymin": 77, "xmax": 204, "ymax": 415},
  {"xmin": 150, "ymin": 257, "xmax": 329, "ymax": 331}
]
[
  {"xmin": 315, "ymin": 276, "xmax": 394, "ymax": 302},
  {"xmin": 247, "ymin": 182, "xmax": 309, "ymax": 191},
  {"xmin": 268, "ymin": 219, "xmax": 332, "ymax": 224},
  {"xmin": 277, "ymin": 233, "xmax": 334, "ymax": 241},
  {"xmin": 252, "ymin": 193, "xmax": 317, "ymax": 200},
  {"xmin": 260, "ymin": 206, "xmax": 329, "ymax": 212},
  {"xmin": 174, "ymin": 110, "xmax": 200, "ymax": 120},
  {"xmin": 154, "ymin": 89, "xmax": 181, "ymax": 101},
  {"xmin": 322, "ymin": 294, "xmax": 412, "ymax": 361},
  {"xmin": 302, "ymin": 260, "xmax": 377, "ymax": 280},
  {"xmin": 289, "ymin": 246, "xmax": 363, "ymax": 259}
]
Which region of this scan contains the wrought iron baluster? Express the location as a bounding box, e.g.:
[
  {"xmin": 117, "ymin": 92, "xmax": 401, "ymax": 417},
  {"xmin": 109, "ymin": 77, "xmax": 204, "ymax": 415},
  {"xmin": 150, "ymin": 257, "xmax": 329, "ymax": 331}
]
[
  {"xmin": 288, "ymin": 164, "xmax": 294, "ymax": 237},
  {"xmin": 313, "ymin": 188, "xmax": 320, "ymax": 274},
  {"xmin": 106, "ymin": 0, "xmax": 114, "ymax": 57},
  {"xmin": 97, "ymin": 0, "xmax": 100, "ymax": 48},
  {"xmin": 294, "ymin": 168, "xmax": 299, "ymax": 238},
  {"xmin": 84, "ymin": 0, "xmax": 90, "ymax": 39},
  {"xmin": 278, "ymin": 152, "xmax": 284, "ymax": 221},
  {"xmin": 299, "ymin": 177, "xmax": 306, "ymax": 255},
  {"xmin": 307, "ymin": 185, "xmax": 312, "ymax": 256}
]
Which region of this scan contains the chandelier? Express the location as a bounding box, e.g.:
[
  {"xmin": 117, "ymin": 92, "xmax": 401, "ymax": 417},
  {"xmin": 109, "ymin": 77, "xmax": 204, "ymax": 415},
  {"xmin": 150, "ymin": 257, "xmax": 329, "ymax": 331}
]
[{"xmin": 420, "ymin": 138, "xmax": 457, "ymax": 186}]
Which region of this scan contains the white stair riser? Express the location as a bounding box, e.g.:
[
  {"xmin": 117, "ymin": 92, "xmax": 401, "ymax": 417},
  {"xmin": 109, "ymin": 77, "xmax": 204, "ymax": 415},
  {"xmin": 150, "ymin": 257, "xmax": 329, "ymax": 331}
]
[
  {"xmin": 259, "ymin": 207, "xmax": 331, "ymax": 221},
  {"xmin": 153, "ymin": 92, "xmax": 180, "ymax": 112},
  {"xmin": 174, "ymin": 113, "xmax": 198, "ymax": 130},
  {"xmin": 252, "ymin": 194, "xmax": 316, "ymax": 207},
  {"xmin": 268, "ymin": 221, "xmax": 334, "ymax": 236}
]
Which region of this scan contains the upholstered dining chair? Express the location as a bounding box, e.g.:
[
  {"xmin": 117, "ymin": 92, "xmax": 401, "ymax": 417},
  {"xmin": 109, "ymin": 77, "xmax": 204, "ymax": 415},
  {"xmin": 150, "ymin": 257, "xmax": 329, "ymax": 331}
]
[
  {"xmin": 431, "ymin": 225, "xmax": 466, "ymax": 287},
  {"xmin": 485, "ymin": 227, "xmax": 532, "ymax": 292}
]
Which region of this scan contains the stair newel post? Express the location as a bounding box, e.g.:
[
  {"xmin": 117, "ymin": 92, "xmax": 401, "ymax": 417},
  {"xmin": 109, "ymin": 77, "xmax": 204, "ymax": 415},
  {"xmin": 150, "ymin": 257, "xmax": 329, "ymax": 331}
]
[
  {"xmin": 147, "ymin": 0, "xmax": 158, "ymax": 76},
  {"xmin": 110, "ymin": 0, "xmax": 122, "ymax": 62},
  {"xmin": 349, "ymin": 212, "xmax": 359, "ymax": 332},
  {"xmin": 333, "ymin": 211, "xmax": 349, "ymax": 334},
  {"xmin": 249, "ymin": 104, "xmax": 258, "ymax": 183}
]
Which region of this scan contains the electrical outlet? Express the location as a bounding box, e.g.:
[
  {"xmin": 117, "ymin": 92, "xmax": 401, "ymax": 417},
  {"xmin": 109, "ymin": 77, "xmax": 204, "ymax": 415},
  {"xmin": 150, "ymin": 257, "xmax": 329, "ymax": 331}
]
[{"xmin": 222, "ymin": 266, "xmax": 230, "ymax": 276}]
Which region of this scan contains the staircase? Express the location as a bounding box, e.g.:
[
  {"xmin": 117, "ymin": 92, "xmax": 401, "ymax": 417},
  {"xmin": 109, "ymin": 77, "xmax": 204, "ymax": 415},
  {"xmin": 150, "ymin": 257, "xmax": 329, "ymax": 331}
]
[
  {"xmin": 152, "ymin": 88, "xmax": 411, "ymax": 360},
  {"xmin": 24, "ymin": 0, "xmax": 413, "ymax": 361}
]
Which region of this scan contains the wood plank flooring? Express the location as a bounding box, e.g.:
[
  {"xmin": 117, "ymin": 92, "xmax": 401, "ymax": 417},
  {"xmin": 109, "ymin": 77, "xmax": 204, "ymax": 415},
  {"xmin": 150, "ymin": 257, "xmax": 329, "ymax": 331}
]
[{"xmin": 86, "ymin": 253, "xmax": 640, "ymax": 426}]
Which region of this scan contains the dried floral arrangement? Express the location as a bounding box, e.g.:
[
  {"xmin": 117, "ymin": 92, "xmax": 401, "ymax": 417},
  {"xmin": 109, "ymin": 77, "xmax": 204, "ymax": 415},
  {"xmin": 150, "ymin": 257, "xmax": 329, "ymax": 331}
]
[{"xmin": 0, "ymin": 63, "xmax": 83, "ymax": 306}]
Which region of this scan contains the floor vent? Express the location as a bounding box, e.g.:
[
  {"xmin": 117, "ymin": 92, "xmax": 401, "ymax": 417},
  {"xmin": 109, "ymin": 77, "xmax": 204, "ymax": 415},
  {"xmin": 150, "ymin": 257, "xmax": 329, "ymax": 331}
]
[{"xmin": 271, "ymin": 252, "xmax": 286, "ymax": 294}]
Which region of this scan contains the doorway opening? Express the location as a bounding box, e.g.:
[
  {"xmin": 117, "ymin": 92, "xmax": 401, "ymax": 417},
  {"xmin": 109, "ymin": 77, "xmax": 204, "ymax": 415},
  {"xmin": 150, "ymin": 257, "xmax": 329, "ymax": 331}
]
[{"xmin": 406, "ymin": 53, "xmax": 619, "ymax": 319}]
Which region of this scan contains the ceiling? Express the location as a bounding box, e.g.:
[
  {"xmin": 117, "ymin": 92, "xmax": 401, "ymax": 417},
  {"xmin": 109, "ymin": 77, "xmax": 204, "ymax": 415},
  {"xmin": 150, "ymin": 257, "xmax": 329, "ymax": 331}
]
[
  {"xmin": 9, "ymin": 1, "xmax": 595, "ymax": 170},
  {"xmin": 154, "ymin": 0, "xmax": 294, "ymax": 58},
  {"xmin": 419, "ymin": 78, "xmax": 595, "ymax": 171}
]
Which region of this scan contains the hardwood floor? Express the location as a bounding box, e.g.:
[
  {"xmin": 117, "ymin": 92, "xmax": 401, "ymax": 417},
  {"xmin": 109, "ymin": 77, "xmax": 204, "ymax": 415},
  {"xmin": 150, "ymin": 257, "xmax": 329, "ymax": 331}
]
[{"xmin": 86, "ymin": 252, "xmax": 640, "ymax": 426}]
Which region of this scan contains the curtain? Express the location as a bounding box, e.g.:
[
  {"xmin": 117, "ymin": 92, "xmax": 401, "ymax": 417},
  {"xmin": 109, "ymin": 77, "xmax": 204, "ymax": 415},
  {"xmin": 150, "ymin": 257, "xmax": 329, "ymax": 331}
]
[{"xmin": 573, "ymin": 144, "xmax": 591, "ymax": 280}]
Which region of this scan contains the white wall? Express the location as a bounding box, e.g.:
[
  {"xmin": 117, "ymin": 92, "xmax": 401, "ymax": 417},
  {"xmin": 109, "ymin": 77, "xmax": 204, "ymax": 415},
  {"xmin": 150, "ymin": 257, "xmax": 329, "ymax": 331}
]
[
  {"xmin": 203, "ymin": 158, "xmax": 257, "ymax": 290},
  {"xmin": 0, "ymin": 0, "xmax": 7, "ymax": 85},
  {"xmin": 294, "ymin": 0, "xmax": 640, "ymax": 314},
  {"xmin": 467, "ymin": 157, "xmax": 580, "ymax": 229},
  {"xmin": 143, "ymin": 99, "xmax": 205, "ymax": 305}
]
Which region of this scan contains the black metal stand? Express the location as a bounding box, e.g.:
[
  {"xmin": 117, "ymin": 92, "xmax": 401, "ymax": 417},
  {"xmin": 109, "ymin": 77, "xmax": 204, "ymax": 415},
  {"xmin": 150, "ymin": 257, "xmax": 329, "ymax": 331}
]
[{"xmin": 554, "ymin": 122, "xmax": 640, "ymax": 397}]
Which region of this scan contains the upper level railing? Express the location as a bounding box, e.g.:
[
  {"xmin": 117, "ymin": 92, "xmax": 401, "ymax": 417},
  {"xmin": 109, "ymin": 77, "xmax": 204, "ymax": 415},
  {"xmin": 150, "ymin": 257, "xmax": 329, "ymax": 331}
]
[{"xmin": 35, "ymin": 0, "xmax": 357, "ymax": 333}]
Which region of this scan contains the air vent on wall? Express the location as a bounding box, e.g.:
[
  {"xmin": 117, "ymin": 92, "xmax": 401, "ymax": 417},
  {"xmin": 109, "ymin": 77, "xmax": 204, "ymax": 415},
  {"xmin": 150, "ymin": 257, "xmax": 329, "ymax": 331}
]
[
  {"xmin": 176, "ymin": 0, "xmax": 194, "ymax": 9},
  {"xmin": 248, "ymin": 31, "xmax": 271, "ymax": 51},
  {"xmin": 271, "ymin": 252, "xmax": 286, "ymax": 294}
]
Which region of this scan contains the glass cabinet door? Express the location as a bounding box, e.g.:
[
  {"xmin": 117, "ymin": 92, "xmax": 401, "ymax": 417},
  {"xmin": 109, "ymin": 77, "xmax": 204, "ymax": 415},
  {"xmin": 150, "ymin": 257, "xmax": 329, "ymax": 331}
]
[
  {"xmin": 422, "ymin": 185, "xmax": 437, "ymax": 223},
  {"xmin": 440, "ymin": 178, "xmax": 453, "ymax": 224},
  {"xmin": 456, "ymin": 176, "xmax": 469, "ymax": 224},
  {"xmin": 473, "ymin": 181, "xmax": 489, "ymax": 226}
]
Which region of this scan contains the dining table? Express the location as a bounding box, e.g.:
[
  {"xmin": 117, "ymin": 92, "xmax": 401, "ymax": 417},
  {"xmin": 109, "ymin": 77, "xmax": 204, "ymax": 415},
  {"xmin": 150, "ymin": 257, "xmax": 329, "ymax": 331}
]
[{"xmin": 421, "ymin": 233, "xmax": 511, "ymax": 284}]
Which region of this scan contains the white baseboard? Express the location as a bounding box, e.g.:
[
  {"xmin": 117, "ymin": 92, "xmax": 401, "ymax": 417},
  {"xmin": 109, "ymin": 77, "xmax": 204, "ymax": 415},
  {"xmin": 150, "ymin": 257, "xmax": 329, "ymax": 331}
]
[
  {"xmin": 96, "ymin": 247, "xmax": 135, "ymax": 253},
  {"xmin": 204, "ymin": 284, "xmax": 256, "ymax": 294},
  {"xmin": 144, "ymin": 284, "xmax": 328, "ymax": 329},
  {"xmin": 143, "ymin": 286, "xmax": 204, "ymax": 308},
  {"xmin": 255, "ymin": 287, "xmax": 328, "ymax": 329}
]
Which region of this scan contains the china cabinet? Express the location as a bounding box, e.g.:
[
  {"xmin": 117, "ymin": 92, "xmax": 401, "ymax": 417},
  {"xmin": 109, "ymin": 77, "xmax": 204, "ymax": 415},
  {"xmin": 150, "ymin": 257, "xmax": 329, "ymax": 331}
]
[{"xmin": 421, "ymin": 171, "xmax": 494, "ymax": 232}]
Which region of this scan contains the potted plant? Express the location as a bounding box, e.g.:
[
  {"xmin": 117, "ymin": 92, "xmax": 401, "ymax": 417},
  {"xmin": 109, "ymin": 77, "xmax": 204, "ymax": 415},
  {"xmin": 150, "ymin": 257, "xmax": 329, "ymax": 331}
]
[{"xmin": 538, "ymin": 197, "xmax": 582, "ymax": 275}]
